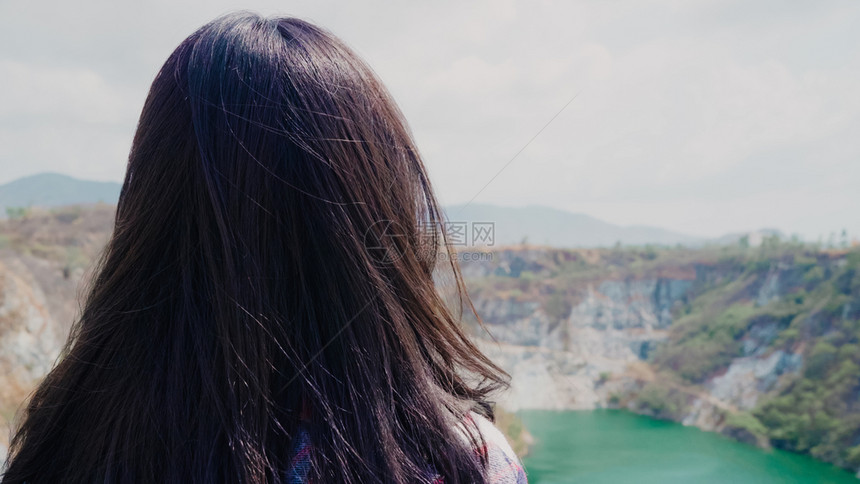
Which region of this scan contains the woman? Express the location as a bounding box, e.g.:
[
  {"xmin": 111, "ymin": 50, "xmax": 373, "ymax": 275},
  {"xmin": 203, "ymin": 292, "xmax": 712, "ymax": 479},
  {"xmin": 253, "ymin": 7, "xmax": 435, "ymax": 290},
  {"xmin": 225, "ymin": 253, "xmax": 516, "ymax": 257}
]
[{"xmin": 2, "ymin": 12, "xmax": 527, "ymax": 484}]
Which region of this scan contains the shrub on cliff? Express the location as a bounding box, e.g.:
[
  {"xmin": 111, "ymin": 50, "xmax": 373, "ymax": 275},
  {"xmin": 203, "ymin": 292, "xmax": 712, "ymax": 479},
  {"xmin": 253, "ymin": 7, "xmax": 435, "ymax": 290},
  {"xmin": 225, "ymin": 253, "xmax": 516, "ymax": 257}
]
[
  {"xmin": 652, "ymin": 303, "xmax": 757, "ymax": 383},
  {"xmin": 846, "ymin": 445, "xmax": 860, "ymax": 469},
  {"xmin": 4, "ymin": 206, "xmax": 30, "ymax": 220},
  {"xmin": 632, "ymin": 383, "xmax": 686, "ymax": 420},
  {"xmin": 804, "ymin": 341, "xmax": 838, "ymax": 379},
  {"xmin": 722, "ymin": 412, "xmax": 770, "ymax": 449}
]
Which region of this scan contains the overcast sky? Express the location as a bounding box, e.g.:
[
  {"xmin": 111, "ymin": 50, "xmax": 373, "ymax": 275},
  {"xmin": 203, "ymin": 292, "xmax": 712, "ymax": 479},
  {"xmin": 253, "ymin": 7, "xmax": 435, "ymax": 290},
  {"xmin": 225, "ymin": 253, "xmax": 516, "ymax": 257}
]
[{"xmin": 1, "ymin": 0, "xmax": 858, "ymax": 240}]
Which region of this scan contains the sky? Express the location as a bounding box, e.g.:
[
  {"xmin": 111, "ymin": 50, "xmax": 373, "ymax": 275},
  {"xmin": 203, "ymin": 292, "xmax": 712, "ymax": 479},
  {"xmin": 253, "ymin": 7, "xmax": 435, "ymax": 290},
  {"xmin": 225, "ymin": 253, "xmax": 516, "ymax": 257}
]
[{"xmin": 1, "ymin": 0, "xmax": 858, "ymax": 240}]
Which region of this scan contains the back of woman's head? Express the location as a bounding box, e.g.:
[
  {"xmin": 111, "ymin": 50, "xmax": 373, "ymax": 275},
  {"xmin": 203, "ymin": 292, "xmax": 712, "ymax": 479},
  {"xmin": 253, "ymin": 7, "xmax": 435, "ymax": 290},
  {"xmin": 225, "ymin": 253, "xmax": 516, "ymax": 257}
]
[{"xmin": 2, "ymin": 11, "xmax": 507, "ymax": 484}]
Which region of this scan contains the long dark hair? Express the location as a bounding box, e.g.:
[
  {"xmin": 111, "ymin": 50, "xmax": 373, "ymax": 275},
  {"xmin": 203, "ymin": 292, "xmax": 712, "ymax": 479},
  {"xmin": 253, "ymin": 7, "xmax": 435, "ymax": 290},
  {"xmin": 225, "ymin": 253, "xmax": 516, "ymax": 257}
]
[{"xmin": 2, "ymin": 12, "xmax": 507, "ymax": 484}]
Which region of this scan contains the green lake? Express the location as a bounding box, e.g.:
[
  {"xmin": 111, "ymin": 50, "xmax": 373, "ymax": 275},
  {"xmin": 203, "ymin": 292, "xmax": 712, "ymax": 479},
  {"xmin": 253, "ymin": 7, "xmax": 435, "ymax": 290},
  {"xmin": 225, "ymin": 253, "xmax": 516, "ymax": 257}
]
[{"xmin": 519, "ymin": 410, "xmax": 857, "ymax": 484}]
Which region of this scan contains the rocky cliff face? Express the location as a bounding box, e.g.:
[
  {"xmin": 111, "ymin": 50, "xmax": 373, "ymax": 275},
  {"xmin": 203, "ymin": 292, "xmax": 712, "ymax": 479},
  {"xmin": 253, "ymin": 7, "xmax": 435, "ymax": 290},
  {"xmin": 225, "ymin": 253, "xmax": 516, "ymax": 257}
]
[
  {"xmin": 462, "ymin": 245, "xmax": 860, "ymax": 474},
  {"xmin": 464, "ymin": 249, "xmax": 699, "ymax": 410},
  {"xmin": 0, "ymin": 261, "xmax": 62, "ymax": 458},
  {"xmin": 0, "ymin": 206, "xmax": 114, "ymax": 461},
  {"xmin": 473, "ymin": 276, "xmax": 691, "ymax": 410}
]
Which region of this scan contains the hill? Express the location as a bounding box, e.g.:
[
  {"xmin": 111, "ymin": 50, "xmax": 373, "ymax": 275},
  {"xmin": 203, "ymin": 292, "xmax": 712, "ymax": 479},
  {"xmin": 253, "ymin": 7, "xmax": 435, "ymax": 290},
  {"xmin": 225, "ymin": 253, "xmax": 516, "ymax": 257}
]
[
  {"xmin": 445, "ymin": 203, "xmax": 703, "ymax": 248},
  {"xmin": 0, "ymin": 173, "xmax": 121, "ymax": 214},
  {"xmin": 0, "ymin": 175, "xmax": 762, "ymax": 249}
]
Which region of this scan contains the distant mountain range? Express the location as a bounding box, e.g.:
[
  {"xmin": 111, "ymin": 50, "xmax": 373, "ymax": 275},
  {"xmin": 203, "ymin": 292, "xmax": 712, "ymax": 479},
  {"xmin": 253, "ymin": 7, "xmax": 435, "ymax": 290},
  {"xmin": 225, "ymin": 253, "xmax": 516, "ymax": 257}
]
[
  {"xmin": 445, "ymin": 203, "xmax": 704, "ymax": 248},
  {"xmin": 1, "ymin": 173, "xmax": 777, "ymax": 248},
  {"xmin": 0, "ymin": 173, "xmax": 121, "ymax": 211}
]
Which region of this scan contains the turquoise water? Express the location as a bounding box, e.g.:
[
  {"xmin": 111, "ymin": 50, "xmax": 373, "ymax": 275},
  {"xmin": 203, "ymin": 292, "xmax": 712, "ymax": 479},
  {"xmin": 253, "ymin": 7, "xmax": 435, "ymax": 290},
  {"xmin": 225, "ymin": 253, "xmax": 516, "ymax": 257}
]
[{"xmin": 519, "ymin": 410, "xmax": 857, "ymax": 484}]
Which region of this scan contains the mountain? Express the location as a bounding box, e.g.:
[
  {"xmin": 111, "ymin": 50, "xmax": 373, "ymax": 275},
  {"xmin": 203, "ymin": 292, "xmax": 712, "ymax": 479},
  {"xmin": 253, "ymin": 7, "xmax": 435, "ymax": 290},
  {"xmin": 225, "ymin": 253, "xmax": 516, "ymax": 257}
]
[
  {"xmin": 445, "ymin": 203, "xmax": 703, "ymax": 248},
  {"xmin": 0, "ymin": 173, "xmax": 121, "ymax": 213},
  {"xmin": 0, "ymin": 175, "xmax": 768, "ymax": 249}
]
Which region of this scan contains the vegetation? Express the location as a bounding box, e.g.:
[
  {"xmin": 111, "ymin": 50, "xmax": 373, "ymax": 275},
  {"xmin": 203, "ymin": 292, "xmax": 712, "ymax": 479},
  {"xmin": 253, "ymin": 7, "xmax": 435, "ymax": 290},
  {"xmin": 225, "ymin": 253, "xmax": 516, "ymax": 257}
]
[
  {"xmin": 0, "ymin": 205, "xmax": 114, "ymax": 263},
  {"xmin": 633, "ymin": 382, "xmax": 686, "ymax": 420},
  {"xmin": 722, "ymin": 412, "xmax": 770, "ymax": 448},
  {"xmin": 460, "ymin": 239, "xmax": 860, "ymax": 473},
  {"xmin": 725, "ymin": 411, "xmax": 768, "ymax": 437},
  {"xmin": 654, "ymin": 301, "xmax": 759, "ymax": 383},
  {"xmin": 494, "ymin": 407, "xmax": 533, "ymax": 457},
  {"xmin": 646, "ymin": 242, "xmax": 860, "ymax": 472},
  {"xmin": 5, "ymin": 206, "xmax": 30, "ymax": 219}
]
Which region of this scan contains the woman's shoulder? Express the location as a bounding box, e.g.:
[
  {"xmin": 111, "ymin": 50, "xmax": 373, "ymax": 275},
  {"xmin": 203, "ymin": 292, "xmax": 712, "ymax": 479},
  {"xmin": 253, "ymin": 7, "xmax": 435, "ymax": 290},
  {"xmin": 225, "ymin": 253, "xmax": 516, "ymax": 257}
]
[
  {"xmin": 463, "ymin": 411, "xmax": 529, "ymax": 484},
  {"xmin": 286, "ymin": 411, "xmax": 528, "ymax": 483}
]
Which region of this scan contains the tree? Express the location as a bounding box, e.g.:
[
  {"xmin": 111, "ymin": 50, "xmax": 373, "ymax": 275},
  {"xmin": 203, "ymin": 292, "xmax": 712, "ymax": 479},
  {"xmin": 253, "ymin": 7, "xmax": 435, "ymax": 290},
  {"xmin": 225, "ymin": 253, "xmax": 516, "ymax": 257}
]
[{"xmin": 5, "ymin": 206, "xmax": 30, "ymax": 219}]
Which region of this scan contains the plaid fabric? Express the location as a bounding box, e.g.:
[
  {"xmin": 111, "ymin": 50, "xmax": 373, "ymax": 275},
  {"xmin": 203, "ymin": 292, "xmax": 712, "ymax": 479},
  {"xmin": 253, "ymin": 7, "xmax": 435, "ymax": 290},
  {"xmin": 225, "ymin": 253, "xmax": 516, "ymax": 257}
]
[
  {"xmin": 285, "ymin": 412, "xmax": 528, "ymax": 483},
  {"xmin": 465, "ymin": 412, "xmax": 529, "ymax": 484},
  {"xmin": 285, "ymin": 427, "xmax": 313, "ymax": 484}
]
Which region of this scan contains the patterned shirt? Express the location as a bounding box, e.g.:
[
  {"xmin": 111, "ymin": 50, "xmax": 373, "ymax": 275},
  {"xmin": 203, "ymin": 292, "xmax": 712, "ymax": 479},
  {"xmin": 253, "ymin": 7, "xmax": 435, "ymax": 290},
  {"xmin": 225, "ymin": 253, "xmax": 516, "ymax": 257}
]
[{"xmin": 284, "ymin": 412, "xmax": 528, "ymax": 483}]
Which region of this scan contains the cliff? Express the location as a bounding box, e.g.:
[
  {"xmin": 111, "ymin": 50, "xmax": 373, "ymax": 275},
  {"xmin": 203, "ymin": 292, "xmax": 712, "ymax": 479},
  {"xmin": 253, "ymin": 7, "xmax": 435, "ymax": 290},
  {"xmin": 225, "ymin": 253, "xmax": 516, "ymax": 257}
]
[
  {"xmin": 0, "ymin": 260, "xmax": 61, "ymax": 458},
  {"xmin": 0, "ymin": 205, "xmax": 114, "ymax": 460},
  {"xmin": 2, "ymin": 206, "xmax": 858, "ymax": 474},
  {"xmin": 462, "ymin": 243, "xmax": 860, "ymax": 475},
  {"xmin": 0, "ymin": 205, "xmax": 542, "ymax": 463}
]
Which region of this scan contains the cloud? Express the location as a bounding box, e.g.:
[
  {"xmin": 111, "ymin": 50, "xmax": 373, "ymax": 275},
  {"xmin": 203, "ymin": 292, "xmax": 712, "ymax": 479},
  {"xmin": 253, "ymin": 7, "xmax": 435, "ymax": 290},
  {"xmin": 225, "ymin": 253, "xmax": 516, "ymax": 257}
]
[
  {"xmin": 0, "ymin": 0, "xmax": 858, "ymax": 239},
  {"xmin": 0, "ymin": 61, "xmax": 140, "ymax": 182},
  {"xmin": 0, "ymin": 61, "xmax": 136, "ymax": 125}
]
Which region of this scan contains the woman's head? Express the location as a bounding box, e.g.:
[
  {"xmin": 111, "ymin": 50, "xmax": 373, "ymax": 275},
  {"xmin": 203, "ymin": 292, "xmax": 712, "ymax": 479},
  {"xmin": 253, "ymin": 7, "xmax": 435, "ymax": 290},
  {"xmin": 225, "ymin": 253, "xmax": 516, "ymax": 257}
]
[{"xmin": 3, "ymin": 11, "xmax": 507, "ymax": 484}]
